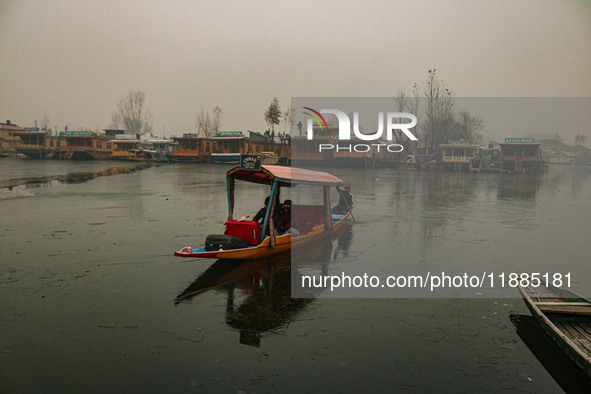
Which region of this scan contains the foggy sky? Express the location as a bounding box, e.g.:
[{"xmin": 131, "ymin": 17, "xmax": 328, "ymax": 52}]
[{"xmin": 1, "ymin": 0, "xmax": 590, "ymax": 143}]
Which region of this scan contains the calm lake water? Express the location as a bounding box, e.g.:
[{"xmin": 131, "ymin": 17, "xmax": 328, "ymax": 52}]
[{"xmin": 1, "ymin": 158, "xmax": 590, "ymax": 393}]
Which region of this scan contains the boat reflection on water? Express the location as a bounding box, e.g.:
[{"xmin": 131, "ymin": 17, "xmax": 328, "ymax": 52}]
[
  {"xmin": 510, "ymin": 314, "xmax": 591, "ymax": 392},
  {"xmin": 497, "ymin": 176, "xmax": 541, "ymax": 200},
  {"xmin": 175, "ymin": 222, "xmax": 353, "ymax": 347},
  {"xmin": 0, "ymin": 163, "xmax": 152, "ymax": 190}
]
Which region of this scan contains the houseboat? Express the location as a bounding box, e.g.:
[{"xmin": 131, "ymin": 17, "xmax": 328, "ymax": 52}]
[
  {"xmin": 438, "ymin": 140, "xmax": 480, "ymax": 171},
  {"xmin": 211, "ymin": 131, "xmax": 270, "ymax": 164},
  {"xmin": 109, "ymin": 135, "xmax": 141, "ymax": 160},
  {"xmin": 549, "ymin": 154, "xmax": 575, "ymax": 165},
  {"xmin": 291, "ymin": 135, "xmax": 334, "ymax": 165},
  {"xmin": 146, "ymin": 139, "xmax": 177, "ymax": 162},
  {"xmin": 469, "ymin": 147, "xmax": 503, "ymax": 173},
  {"xmin": 58, "ymin": 130, "xmax": 112, "ymax": 160},
  {"xmin": 11, "ymin": 128, "xmax": 60, "ymax": 159},
  {"xmin": 171, "ymin": 133, "xmax": 212, "ymax": 163},
  {"xmin": 0, "ymin": 120, "xmax": 24, "ymax": 156},
  {"xmin": 499, "ymin": 138, "xmax": 544, "ymax": 174}
]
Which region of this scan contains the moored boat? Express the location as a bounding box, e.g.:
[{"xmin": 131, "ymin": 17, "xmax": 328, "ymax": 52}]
[
  {"xmin": 211, "ymin": 152, "xmax": 241, "ymax": 164},
  {"xmin": 174, "ymin": 161, "xmax": 353, "ymax": 260},
  {"xmin": 58, "ymin": 130, "xmax": 112, "ymax": 160},
  {"xmin": 517, "ymin": 275, "xmax": 591, "ymax": 379}
]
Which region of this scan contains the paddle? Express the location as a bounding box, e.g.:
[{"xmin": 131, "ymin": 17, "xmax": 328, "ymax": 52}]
[{"xmin": 337, "ymin": 187, "xmax": 356, "ymax": 223}]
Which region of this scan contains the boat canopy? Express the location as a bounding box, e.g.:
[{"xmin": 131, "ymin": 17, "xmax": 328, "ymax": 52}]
[{"xmin": 227, "ymin": 165, "xmax": 343, "ymax": 187}]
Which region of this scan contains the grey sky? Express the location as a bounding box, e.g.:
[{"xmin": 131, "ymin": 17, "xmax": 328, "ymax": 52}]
[{"xmin": 1, "ymin": 0, "xmax": 590, "ymax": 142}]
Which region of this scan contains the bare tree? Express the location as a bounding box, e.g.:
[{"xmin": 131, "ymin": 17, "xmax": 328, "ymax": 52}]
[
  {"xmin": 574, "ymin": 133, "xmax": 587, "ymax": 146},
  {"xmin": 393, "ymin": 86, "xmax": 422, "ymax": 154},
  {"xmin": 211, "ymin": 106, "xmax": 223, "ymax": 134},
  {"xmin": 283, "ymin": 106, "xmax": 293, "ymax": 134},
  {"xmin": 423, "ymin": 69, "xmax": 455, "ymax": 152},
  {"xmin": 40, "ymin": 115, "xmax": 50, "ymax": 131},
  {"xmin": 196, "ymin": 106, "xmax": 211, "ymax": 136},
  {"xmin": 196, "ymin": 106, "xmax": 223, "ymax": 137},
  {"xmin": 109, "ymin": 112, "xmax": 122, "ymax": 129},
  {"xmin": 455, "ymin": 110, "xmax": 483, "ymax": 141},
  {"xmin": 116, "ymin": 90, "xmax": 153, "ymax": 139}
]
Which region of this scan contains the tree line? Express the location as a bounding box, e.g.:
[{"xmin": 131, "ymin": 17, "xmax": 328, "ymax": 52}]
[{"xmin": 109, "ymin": 70, "xmax": 482, "ymax": 149}]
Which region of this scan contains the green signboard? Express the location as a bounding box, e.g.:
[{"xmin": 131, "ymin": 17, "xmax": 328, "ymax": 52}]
[
  {"xmin": 447, "ymin": 139, "xmax": 473, "ymax": 145},
  {"xmin": 217, "ymin": 131, "xmax": 243, "ymax": 137},
  {"xmin": 504, "ymin": 138, "xmax": 534, "ymax": 143},
  {"xmin": 60, "ymin": 130, "xmax": 94, "ymax": 136}
]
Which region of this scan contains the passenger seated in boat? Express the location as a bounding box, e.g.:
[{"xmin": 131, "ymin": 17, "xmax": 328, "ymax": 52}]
[
  {"xmin": 253, "ymin": 196, "xmax": 270, "ymax": 223},
  {"xmin": 276, "ymin": 199, "xmax": 300, "ymax": 236},
  {"xmin": 253, "ymin": 195, "xmax": 282, "ymax": 235},
  {"xmin": 333, "ymin": 186, "xmax": 354, "ymax": 214}
]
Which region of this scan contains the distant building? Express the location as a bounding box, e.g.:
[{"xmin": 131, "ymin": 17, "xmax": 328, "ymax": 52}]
[
  {"xmin": 525, "ymin": 132, "xmax": 562, "ymax": 142},
  {"xmin": 103, "ymin": 128, "xmax": 126, "ymax": 137},
  {"xmin": 0, "ymin": 120, "xmax": 25, "ymax": 155}
]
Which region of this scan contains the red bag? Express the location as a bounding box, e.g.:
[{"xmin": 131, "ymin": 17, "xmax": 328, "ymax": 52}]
[{"xmin": 225, "ymin": 220, "xmax": 261, "ymax": 245}]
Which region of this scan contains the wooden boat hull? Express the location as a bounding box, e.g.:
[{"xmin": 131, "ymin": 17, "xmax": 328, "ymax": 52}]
[
  {"xmin": 518, "ymin": 280, "xmax": 591, "ymax": 379},
  {"xmin": 212, "ymin": 153, "xmax": 241, "ymax": 164},
  {"xmin": 175, "ymin": 212, "xmax": 351, "ymax": 259}
]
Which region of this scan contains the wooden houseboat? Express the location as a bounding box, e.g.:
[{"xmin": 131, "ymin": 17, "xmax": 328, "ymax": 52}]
[
  {"xmin": 469, "ymin": 147, "xmax": 503, "ymax": 173},
  {"xmin": 211, "ymin": 131, "xmax": 270, "ymax": 164},
  {"xmin": 171, "ymin": 133, "xmax": 212, "ymax": 163},
  {"xmin": 109, "ymin": 135, "xmax": 141, "ymax": 160},
  {"xmin": 0, "ymin": 120, "xmax": 24, "ymax": 156},
  {"xmin": 438, "ymin": 140, "xmax": 480, "ymax": 171},
  {"xmin": 291, "ymin": 136, "xmax": 334, "ymax": 165},
  {"xmin": 499, "ymin": 138, "xmax": 544, "ymax": 173},
  {"xmin": 146, "ymin": 139, "xmax": 177, "ymax": 162},
  {"xmin": 58, "ymin": 130, "xmax": 112, "ymax": 160},
  {"xmin": 11, "ymin": 128, "xmax": 60, "ymax": 159},
  {"xmin": 549, "ymin": 154, "xmax": 575, "ymax": 166}
]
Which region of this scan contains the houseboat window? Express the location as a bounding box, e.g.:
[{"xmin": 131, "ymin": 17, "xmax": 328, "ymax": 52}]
[
  {"xmin": 97, "ymin": 142, "xmax": 102, "ymax": 149},
  {"xmin": 206, "ymin": 142, "xmax": 210, "ymax": 152},
  {"xmin": 256, "ymin": 145, "xmax": 261, "ymax": 152},
  {"xmin": 50, "ymin": 139, "xmax": 54, "ymax": 147},
  {"xmin": 524, "ymin": 146, "xmax": 537, "ymax": 156},
  {"xmin": 107, "ymin": 143, "xmax": 111, "ymax": 149},
  {"xmin": 248, "ymin": 144, "xmax": 252, "ymax": 152},
  {"xmin": 504, "ymin": 148, "xmax": 515, "ymax": 156}
]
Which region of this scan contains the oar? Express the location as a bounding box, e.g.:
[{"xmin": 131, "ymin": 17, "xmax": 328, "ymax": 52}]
[{"xmin": 337, "ymin": 188, "xmax": 356, "ymax": 223}]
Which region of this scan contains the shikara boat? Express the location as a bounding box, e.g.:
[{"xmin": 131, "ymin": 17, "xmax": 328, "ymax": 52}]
[
  {"xmin": 211, "ymin": 152, "xmax": 241, "ymax": 164},
  {"xmin": 174, "ymin": 161, "xmax": 353, "ymax": 259},
  {"xmin": 518, "ymin": 277, "xmax": 591, "ymax": 379}
]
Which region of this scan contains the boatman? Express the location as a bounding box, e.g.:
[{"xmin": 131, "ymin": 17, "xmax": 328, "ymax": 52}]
[{"xmin": 334, "ymin": 186, "xmax": 354, "ymax": 214}]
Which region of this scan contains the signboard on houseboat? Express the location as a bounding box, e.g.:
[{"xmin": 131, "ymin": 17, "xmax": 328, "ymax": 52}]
[
  {"xmin": 504, "ymin": 138, "xmax": 535, "ymax": 143},
  {"xmin": 115, "ymin": 134, "xmax": 139, "ymax": 140},
  {"xmin": 60, "ymin": 130, "xmax": 94, "ymax": 136},
  {"xmin": 217, "ymin": 131, "xmax": 243, "ymax": 137},
  {"xmin": 447, "ymin": 139, "xmax": 473, "ymax": 145}
]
